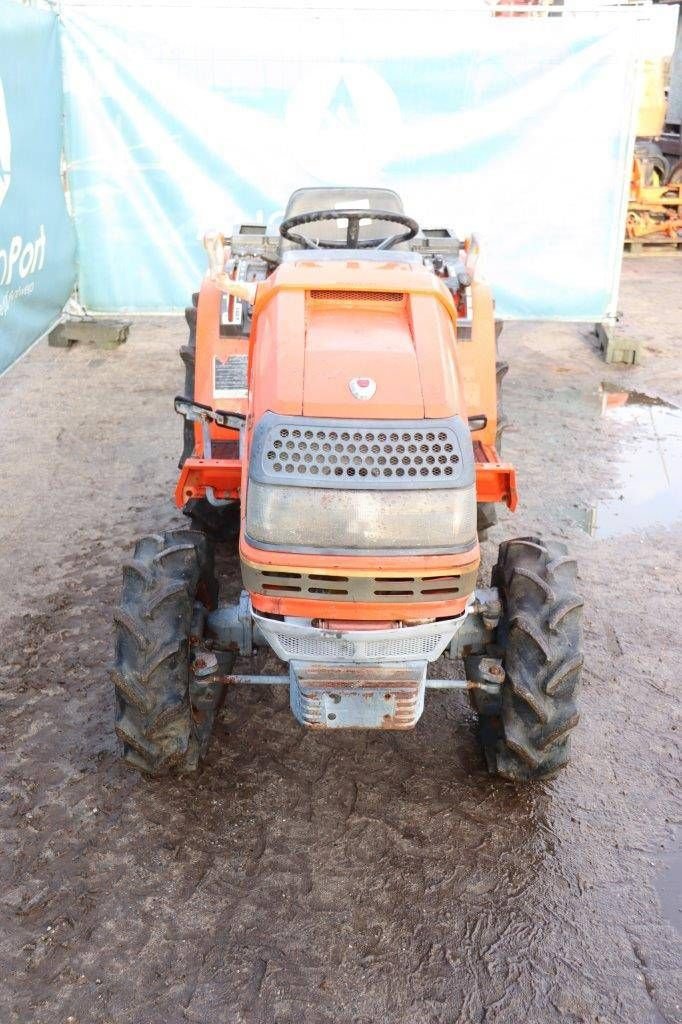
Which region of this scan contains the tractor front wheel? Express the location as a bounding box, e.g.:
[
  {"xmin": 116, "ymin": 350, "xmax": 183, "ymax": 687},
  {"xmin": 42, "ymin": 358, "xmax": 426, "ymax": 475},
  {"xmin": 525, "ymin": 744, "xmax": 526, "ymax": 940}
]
[
  {"xmin": 111, "ymin": 529, "xmax": 230, "ymax": 775},
  {"xmin": 476, "ymin": 536, "xmax": 584, "ymax": 781}
]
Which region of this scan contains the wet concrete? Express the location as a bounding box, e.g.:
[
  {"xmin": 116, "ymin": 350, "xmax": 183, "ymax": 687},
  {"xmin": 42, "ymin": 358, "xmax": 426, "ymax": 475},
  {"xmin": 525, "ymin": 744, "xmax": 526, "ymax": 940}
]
[
  {"xmin": 584, "ymin": 384, "xmax": 682, "ymax": 538},
  {"xmin": 0, "ymin": 255, "xmax": 681, "ymax": 1023}
]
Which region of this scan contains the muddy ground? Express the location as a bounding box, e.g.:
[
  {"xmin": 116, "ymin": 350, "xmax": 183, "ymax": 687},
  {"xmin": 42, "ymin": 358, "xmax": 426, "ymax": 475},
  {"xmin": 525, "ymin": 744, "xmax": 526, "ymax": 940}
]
[{"xmin": 0, "ymin": 256, "xmax": 680, "ymax": 1024}]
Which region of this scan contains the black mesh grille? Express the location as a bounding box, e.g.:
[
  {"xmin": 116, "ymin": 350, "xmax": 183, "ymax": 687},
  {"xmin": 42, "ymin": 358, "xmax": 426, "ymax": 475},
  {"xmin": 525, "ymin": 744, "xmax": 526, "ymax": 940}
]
[
  {"xmin": 264, "ymin": 424, "xmax": 460, "ymax": 482},
  {"xmin": 250, "ymin": 413, "xmax": 474, "ymax": 491},
  {"xmin": 309, "ymin": 290, "xmax": 403, "ymax": 302}
]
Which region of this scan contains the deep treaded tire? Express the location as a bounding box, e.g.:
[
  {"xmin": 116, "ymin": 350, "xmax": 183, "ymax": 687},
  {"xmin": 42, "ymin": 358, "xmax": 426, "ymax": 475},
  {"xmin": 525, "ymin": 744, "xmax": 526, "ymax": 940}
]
[
  {"xmin": 495, "ymin": 358, "xmax": 509, "ymax": 454},
  {"xmin": 111, "ymin": 528, "xmax": 225, "ymax": 776},
  {"xmin": 482, "ymin": 536, "xmax": 584, "ymax": 781},
  {"xmin": 178, "ymin": 298, "xmax": 198, "ymax": 468}
]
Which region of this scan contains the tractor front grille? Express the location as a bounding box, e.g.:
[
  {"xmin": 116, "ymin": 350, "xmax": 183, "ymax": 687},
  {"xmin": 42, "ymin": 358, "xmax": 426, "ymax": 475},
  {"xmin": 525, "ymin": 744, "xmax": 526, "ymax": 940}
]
[
  {"xmin": 241, "ymin": 563, "xmax": 478, "ymax": 604},
  {"xmin": 250, "ymin": 414, "xmax": 473, "ymax": 490},
  {"xmin": 265, "ymin": 425, "xmax": 459, "ymax": 482},
  {"xmin": 309, "ymin": 289, "xmax": 404, "ymax": 302},
  {"xmin": 252, "ymin": 612, "xmax": 465, "ymax": 664}
]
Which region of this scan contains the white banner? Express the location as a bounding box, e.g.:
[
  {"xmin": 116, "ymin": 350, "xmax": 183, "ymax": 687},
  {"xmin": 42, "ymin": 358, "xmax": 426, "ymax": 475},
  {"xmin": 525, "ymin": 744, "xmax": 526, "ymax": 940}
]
[{"xmin": 60, "ymin": 5, "xmax": 638, "ymax": 320}]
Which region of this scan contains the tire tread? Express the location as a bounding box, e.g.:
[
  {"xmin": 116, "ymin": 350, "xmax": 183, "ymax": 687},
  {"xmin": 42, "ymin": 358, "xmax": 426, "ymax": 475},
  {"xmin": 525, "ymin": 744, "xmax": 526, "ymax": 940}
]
[
  {"xmin": 111, "ymin": 529, "xmax": 221, "ymax": 776},
  {"xmin": 480, "ymin": 535, "xmax": 583, "ymax": 781}
]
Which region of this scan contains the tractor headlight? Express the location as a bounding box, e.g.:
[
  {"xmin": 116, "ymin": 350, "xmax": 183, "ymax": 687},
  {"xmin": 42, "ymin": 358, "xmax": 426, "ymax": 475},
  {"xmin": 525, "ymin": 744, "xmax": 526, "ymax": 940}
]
[{"xmin": 245, "ymin": 483, "xmax": 477, "ymax": 551}]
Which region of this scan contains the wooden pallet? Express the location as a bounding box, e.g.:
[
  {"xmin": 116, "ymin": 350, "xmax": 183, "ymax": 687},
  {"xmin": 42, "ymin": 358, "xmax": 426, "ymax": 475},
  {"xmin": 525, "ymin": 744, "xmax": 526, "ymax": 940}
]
[{"xmin": 623, "ymin": 237, "xmax": 682, "ymax": 254}]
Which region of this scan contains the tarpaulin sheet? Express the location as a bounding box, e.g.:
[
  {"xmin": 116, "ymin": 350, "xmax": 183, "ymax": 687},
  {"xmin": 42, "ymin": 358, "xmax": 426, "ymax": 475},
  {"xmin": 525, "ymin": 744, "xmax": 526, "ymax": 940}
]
[
  {"xmin": 60, "ymin": 5, "xmax": 637, "ymax": 320},
  {"xmin": 0, "ymin": 1, "xmax": 77, "ymax": 374}
]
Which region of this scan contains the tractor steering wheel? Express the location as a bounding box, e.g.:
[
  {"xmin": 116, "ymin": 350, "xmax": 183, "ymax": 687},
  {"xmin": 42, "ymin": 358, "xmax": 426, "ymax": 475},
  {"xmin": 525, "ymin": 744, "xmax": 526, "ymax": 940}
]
[{"xmin": 279, "ymin": 208, "xmax": 419, "ymax": 251}]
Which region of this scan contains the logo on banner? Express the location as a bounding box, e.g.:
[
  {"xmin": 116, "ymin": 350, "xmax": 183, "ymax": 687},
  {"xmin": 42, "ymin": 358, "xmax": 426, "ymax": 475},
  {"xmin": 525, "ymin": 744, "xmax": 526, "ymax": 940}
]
[
  {"xmin": 285, "ymin": 64, "xmax": 402, "ymax": 181},
  {"xmin": 0, "ymin": 78, "xmax": 11, "ymax": 209},
  {"xmin": 0, "ymin": 74, "xmax": 47, "ymax": 315}
]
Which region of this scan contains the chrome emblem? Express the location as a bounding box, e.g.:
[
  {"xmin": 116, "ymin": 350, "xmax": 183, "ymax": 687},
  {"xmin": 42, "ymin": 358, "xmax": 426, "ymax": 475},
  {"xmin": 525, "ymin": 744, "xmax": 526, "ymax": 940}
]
[{"xmin": 349, "ymin": 377, "xmax": 376, "ymax": 400}]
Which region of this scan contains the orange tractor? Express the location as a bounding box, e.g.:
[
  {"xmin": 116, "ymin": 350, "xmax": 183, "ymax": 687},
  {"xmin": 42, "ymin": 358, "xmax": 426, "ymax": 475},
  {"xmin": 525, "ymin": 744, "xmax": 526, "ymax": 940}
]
[{"xmin": 112, "ymin": 188, "xmax": 583, "ymax": 782}]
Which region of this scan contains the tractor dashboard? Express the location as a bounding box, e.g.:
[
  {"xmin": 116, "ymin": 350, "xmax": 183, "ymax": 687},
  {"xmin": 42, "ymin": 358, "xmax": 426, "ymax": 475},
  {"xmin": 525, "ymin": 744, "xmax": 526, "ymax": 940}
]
[
  {"xmin": 224, "ymin": 219, "xmax": 472, "ymax": 325},
  {"xmin": 227, "ymin": 221, "xmax": 464, "ymax": 263}
]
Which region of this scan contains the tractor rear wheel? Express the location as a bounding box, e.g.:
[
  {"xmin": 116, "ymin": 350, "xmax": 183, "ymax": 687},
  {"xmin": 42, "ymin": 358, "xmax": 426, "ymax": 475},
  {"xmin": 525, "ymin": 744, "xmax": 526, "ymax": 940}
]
[
  {"xmin": 178, "ymin": 292, "xmax": 240, "ymax": 544},
  {"xmin": 184, "ymin": 496, "xmax": 240, "ymax": 544},
  {"xmin": 111, "ymin": 528, "xmax": 231, "ymax": 775},
  {"xmin": 476, "ymin": 335, "xmax": 509, "ymax": 540},
  {"xmin": 495, "ymin": 357, "xmax": 509, "ymax": 454},
  {"xmin": 475, "ymin": 536, "xmax": 584, "ymax": 781}
]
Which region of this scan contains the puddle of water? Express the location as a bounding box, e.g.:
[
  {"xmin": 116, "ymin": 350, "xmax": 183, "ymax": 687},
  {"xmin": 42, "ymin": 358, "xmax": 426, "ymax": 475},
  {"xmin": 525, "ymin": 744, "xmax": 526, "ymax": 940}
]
[
  {"xmin": 599, "ymin": 381, "xmax": 677, "ymax": 410},
  {"xmin": 584, "ymin": 384, "xmax": 682, "ymax": 539}
]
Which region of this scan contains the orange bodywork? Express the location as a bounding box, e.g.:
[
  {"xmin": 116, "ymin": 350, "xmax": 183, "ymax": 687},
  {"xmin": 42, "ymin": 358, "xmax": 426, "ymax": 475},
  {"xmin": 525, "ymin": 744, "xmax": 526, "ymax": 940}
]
[
  {"xmin": 176, "ymin": 282, "xmax": 244, "ymax": 503},
  {"xmin": 239, "ymin": 535, "xmax": 480, "ymax": 621},
  {"xmin": 175, "ymin": 256, "xmax": 517, "ymax": 623}
]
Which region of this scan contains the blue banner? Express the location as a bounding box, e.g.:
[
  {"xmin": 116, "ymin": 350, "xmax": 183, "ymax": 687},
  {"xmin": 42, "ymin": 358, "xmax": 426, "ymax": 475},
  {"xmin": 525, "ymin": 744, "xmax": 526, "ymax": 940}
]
[
  {"xmin": 60, "ymin": 7, "xmax": 636, "ymax": 321},
  {"xmin": 0, "ymin": 2, "xmax": 77, "ymax": 374}
]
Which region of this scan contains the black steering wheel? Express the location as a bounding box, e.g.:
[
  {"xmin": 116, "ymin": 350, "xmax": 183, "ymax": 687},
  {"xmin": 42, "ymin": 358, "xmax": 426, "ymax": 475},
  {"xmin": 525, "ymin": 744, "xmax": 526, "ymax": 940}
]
[{"xmin": 279, "ymin": 208, "xmax": 419, "ymax": 250}]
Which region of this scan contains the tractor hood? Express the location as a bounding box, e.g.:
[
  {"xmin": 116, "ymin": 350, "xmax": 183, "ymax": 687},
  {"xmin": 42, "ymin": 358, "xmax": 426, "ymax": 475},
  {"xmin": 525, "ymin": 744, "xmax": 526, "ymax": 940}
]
[
  {"xmin": 302, "ymin": 302, "xmax": 423, "ymax": 419},
  {"xmin": 249, "ymin": 259, "xmax": 465, "ymax": 423}
]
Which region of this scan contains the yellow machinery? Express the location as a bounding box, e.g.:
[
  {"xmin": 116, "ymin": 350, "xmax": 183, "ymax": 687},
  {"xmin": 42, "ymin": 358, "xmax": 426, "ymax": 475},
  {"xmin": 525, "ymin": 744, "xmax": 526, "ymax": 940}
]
[
  {"xmin": 626, "ymin": 158, "xmax": 682, "ymax": 241},
  {"xmin": 627, "ymin": 58, "xmax": 682, "ymax": 245}
]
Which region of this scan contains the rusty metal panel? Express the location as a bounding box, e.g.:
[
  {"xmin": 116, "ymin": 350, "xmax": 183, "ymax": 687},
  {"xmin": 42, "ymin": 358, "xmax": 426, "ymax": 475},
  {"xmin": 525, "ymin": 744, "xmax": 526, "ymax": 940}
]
[{"xmin": 289, "ymin": 660, "xmax": 426, "ymax": 729}]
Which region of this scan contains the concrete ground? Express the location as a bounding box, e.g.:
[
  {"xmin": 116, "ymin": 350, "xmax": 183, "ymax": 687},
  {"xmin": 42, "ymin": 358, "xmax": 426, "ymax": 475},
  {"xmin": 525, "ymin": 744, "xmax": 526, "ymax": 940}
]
[{"xmin": 0, "ymin": 256, "xmax": 680, "ymax": 1024}]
